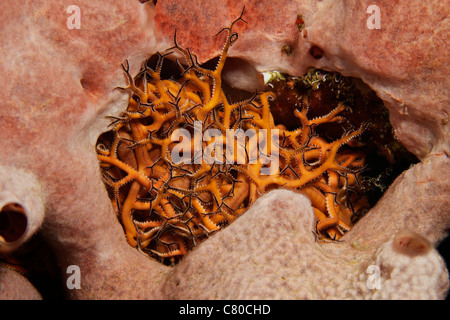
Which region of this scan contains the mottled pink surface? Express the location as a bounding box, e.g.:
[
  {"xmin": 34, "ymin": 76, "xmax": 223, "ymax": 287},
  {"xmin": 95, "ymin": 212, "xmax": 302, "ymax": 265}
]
[{"xmin": 0, "ymin": 0, "xmax": 448, "ymax": 299}]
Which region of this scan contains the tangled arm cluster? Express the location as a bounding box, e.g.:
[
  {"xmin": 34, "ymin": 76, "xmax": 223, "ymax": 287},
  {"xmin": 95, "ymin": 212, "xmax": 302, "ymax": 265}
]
[{"xmin": 0, "ymin": 0, "xmax": 448, "ymax": 299}]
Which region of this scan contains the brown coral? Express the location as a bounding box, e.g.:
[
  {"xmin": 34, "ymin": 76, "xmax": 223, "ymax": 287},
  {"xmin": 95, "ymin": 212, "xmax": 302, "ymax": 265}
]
[{"xmin": 96, "ymin": 9, "xmax": 373, "ymax": 264}]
